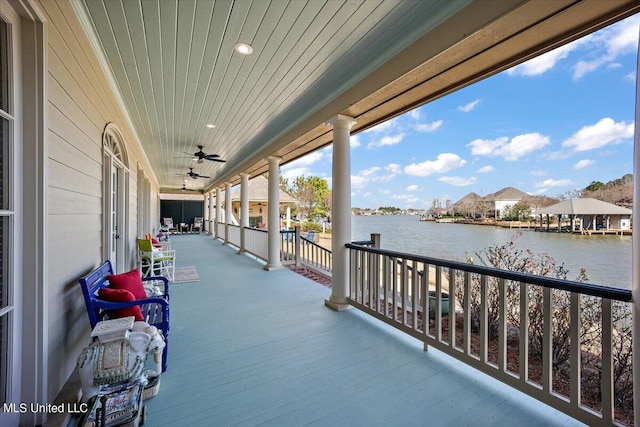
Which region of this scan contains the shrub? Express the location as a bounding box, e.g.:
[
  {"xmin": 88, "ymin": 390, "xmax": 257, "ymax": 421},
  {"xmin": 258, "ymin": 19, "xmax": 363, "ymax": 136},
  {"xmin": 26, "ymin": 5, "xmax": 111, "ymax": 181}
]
[{"xmin": 302, "ymin": 222, "xmax": 323, "ymax": 233}]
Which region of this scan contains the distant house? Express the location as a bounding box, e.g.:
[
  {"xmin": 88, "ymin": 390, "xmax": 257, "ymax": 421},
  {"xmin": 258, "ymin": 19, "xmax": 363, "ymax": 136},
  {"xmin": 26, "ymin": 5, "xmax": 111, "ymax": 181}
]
[
  {"xmin": 535, "ymin": 198, "xmax": 632, "ymax": 232},
  {"xmin": 453, "ymin": 192, "xmax": 484, "ymax": 217},
  {"xmin": 453, "ymin": 187, "xmax": 528, "ymax": 219},
  {"xmin": 229, "ymin": 175, "xmax": 298, "ymax": 228},
  {"xmin": 483, "ymin": 187, "xmax": 529, "ymax": 219}
]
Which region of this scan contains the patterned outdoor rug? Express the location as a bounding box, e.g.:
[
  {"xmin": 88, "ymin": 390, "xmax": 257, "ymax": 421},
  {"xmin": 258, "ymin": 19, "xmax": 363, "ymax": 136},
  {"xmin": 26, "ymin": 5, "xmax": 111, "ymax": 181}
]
[{"xmin": 173, "ymin": 266, "xmax": 199, "ymax": 284}]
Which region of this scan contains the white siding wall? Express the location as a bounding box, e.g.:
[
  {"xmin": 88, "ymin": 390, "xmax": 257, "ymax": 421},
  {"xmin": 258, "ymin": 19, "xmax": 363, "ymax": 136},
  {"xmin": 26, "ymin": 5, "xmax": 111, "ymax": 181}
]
[{"xmin": 37, "ymin": 0, "xmax": 159, "ymax": 402}]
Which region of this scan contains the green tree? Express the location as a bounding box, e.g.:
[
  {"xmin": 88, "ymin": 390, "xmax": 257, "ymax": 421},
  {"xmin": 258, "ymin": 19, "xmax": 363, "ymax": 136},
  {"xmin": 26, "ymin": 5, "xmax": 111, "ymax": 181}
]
[
  {"xmin": 289, "ymin": 176, "xmax": 331, "ymax": 221},
  {"xmin": 585, "ymin": 181, "xmax": 605, "ymax": 192}
]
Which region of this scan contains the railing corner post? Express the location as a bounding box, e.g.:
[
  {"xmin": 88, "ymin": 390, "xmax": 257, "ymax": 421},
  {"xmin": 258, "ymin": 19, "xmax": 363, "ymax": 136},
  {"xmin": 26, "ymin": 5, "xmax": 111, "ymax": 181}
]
[
  {"xmin": 295, "ymin": 225, "xmax": 301, "ymax": 267},
  {"xmin": 370, "ymin": 233, "xmax": 381, "ymax": 248}
]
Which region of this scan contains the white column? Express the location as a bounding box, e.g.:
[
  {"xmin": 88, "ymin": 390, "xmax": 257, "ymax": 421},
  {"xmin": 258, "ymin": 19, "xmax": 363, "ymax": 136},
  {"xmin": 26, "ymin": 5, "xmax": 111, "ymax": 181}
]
[
  {"xmin": 204, "ymin": 193, "xmax": 210, "ymax": 234},
  {"xmin": 286, "ymin": 206, "xmax": 291, "ymax": 229},
  {"xmin": 208, "ymin": 192, "xmax": 214, "ymax": 234},
  {"xmin": 239, "ymin": 173, "xmax": 250, "ymax": 253},
  {"xmin": 631, "ymin": 28, "xmax": 640, "ymax": 427},
  {"xmin": 215, "ymin": 187, "xmax": 222, "ymax": 239},
  {"xmin": 325, "ymin": 115, "xmax": 356, "ymax": 311},
  {"xmin": 224, "ymin": 182, "xmax": 232, "ymax": 245},
  {"xmin": 265, "ymin": 156, "xmax": 282, "ymax": 270}
]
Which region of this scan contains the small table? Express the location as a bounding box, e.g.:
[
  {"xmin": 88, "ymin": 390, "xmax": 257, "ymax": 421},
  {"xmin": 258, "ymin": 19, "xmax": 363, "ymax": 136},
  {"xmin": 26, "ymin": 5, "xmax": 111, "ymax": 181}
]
[{"xmin": 179, "ymin": 223, "xmax": 189, "ymax": 233}]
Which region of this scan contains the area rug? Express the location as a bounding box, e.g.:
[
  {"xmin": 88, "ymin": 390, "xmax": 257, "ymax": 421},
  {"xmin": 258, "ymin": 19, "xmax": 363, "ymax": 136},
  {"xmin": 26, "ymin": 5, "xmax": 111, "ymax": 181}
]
[{"xmin": 173, "ymin": 266, "xmax": 199, "ymax": 284}]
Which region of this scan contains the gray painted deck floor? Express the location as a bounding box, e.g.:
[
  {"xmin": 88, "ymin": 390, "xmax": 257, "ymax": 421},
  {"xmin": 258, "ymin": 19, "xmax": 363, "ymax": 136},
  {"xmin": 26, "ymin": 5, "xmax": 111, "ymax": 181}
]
[{"xmin": 145, "ymin": 234, "xmax": 583, "ymax": 427}]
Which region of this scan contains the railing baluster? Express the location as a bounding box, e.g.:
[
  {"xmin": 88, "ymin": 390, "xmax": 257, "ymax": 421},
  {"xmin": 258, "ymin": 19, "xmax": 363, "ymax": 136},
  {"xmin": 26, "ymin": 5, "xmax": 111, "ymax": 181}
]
[
  {"xmin": 519, "ymin": 281, "xmax": 528, "ymax": 381},
  {"xmin": 601, "ymin": 298, "xmax": 613, "ymax": 424},
  {"xmin": 422, "ymin": 263, "xmax": 429, "ymax": 340},
  {"xmin": 463, "ymin": 271, "xmax": 471, "ymax": 355},
  {"xmin": 498, "ymin": 278, "xmax": 507, "ymax": 372},
  {"xmin": 480, "ymin": 275, "xmax": 488, "ymax": 364},
  {"xmin": 543, "ymin": 286, "xmax": 552, "ymax": 393},
  {"xmin": 392, "ymin": 257, "xmax": 397, "ymax": 321},
  {"xmin": 449, "ymin": 268, "xmax": 456, "ymax": 348},
  {"xmin": 411, "ymin": 261, "xmax": 419, "ymax": 331},
  {"xmin": 402, "ymin": 259, "xmax": 408, "ymax": 326},
  {"xmin": 436, "ymin": 265, "xmax": 442, "ymax": 342},
  {"xmin": 570, "ymin": 292, "xmax": 581, "ymax": 408}
]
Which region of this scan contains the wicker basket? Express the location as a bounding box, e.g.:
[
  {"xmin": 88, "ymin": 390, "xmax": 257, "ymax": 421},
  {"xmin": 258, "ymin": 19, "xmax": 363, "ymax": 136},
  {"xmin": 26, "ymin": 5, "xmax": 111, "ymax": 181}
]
[{"xmin": 142, "ymin": 375, "xmax": 160, "ymax": 400}]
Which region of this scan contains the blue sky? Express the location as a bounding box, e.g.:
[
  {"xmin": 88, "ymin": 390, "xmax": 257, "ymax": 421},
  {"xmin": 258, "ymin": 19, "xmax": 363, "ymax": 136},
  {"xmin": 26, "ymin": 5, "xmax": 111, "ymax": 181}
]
[{"xmin": 280, "ymin": 15, "xmax": 639, "ymax": 210}]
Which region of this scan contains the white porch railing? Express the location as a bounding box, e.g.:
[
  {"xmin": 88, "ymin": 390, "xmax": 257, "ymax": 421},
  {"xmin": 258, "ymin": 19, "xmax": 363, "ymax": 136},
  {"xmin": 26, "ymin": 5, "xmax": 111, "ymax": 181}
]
[
  {"xmin": 244, "ymin": 227, "xmax": 268, "ymax": 261},
  {"xmin": 346, "ymin": 242, "xmax": 633, "ymax": 426},
  {"xmin": 227, "ymin": 224, "xmax": 241, "ymax": 247},
  {"xmin": 279, "ymin": 227, "xmax": 332, "ymax": 275},
  {"xmin": 216, "ymin": 222, "xmax": 225, "ymax": 240}
]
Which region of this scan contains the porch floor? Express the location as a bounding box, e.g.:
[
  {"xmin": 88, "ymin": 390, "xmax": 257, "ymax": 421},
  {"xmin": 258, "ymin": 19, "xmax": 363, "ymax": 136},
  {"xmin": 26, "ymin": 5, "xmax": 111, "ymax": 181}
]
[{"xmin": 145, "ymin": 234, "xmax": 583, "ymax": 426}]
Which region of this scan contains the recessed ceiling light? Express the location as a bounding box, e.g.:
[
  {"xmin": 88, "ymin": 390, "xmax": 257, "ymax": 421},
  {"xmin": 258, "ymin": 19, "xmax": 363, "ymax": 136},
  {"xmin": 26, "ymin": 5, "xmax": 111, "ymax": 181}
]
[
  {"xmin": 206, "ymin": 124, "xmax": 216, "ymax": 128},
  {"xmin": 234, "ymin": 42, "xmax": 253, "ymax": 55}
]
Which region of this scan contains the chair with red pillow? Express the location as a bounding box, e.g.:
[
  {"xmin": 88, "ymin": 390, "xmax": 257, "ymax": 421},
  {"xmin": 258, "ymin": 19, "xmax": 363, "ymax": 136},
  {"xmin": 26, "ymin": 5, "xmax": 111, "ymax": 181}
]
[{"xmin": 79, "ymin": 261, "xmax": 170, "ymax": 372}]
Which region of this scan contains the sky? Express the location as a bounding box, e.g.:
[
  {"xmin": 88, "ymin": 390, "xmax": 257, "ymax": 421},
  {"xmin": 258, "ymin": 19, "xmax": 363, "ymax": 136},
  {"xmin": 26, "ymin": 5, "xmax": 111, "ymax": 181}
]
[{"xmin": 279, "ymin": 14, "xmax": 639, "ymax": 210}]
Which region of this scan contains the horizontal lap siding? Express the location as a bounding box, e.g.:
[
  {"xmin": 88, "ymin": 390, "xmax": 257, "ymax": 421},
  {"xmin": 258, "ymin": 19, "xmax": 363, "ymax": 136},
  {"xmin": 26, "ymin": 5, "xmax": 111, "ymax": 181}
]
[{"xmin": 38, "ymin": 0, "xmax": 159, "ymax": 402}]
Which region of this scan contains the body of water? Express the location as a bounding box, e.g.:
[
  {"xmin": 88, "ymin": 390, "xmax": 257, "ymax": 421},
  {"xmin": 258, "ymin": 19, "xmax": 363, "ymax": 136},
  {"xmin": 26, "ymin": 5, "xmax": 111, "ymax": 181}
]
[{"xmin": 351, "ymin": 215, "xmax": 632, "ymax": 289}]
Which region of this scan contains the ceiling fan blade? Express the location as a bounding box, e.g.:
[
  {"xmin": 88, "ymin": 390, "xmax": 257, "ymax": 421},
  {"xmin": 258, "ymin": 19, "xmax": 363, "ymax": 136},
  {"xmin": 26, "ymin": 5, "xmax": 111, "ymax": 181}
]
[
  {"xmin": 198, "ymin": 175, "xmax": 210, "ymax": 179},
  {"xmin": 207, "ymin": 158, "xmax": 226, "ymax": 163},
  {"xmin": 203, "ymin": 153, "xmax": 220, "ymax": 159}
]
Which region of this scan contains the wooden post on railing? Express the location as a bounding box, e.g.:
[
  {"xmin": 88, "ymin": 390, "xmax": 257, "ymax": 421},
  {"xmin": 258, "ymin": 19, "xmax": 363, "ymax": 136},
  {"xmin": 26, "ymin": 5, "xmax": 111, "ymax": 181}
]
[
  {"xmin": 370, "ymin": 233, "xmax": 380, "ymax": 248},
  {"xmin": 294, "ymin": 225, "xmax": 301, "ymax": 267}
]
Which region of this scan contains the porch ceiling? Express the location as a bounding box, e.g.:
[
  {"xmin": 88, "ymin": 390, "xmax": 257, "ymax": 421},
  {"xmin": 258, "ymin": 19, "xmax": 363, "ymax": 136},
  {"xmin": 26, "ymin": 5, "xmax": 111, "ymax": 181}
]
[{"xmin": 74, "ymin": 0, "xmax": 639, "ymax": 193}]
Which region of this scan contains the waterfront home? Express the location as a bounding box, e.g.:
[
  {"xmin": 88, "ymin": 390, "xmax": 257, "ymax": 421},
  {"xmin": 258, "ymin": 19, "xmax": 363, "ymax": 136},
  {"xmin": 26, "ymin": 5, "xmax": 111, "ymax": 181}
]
[
  {"xmin": 483, "ymin": 186, "xmax": 530, "ymax": 219},
  {"xmin": 2, "ymin": 1, "xmax": 639, "ymax": 427},
  {"xmin": 535, "ymin": 197, "xmax": 633, "ymax": 234}
]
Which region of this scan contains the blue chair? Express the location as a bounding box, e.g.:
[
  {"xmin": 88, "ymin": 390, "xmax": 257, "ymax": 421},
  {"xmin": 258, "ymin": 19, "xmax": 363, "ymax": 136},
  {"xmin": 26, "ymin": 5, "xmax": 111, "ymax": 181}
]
[
  {"xmin": 305, "ymin": 231, "xmax": 316, "ymax": 242},
  {"xmin": 79, "ymin": 261, "xmax": 170, "ymax": 372}
]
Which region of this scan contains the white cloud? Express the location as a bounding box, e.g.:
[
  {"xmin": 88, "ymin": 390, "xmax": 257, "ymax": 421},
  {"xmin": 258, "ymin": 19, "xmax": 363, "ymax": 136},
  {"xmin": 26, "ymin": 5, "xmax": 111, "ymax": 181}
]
[
  {"xmin": 408, "ymin": 109, "xmax": 421, "ymax": 120},
  {"xmin": 363, "ymin": 117, "xmax": 398, "ymax": 134},
  {"xmin": 385, "ymin": 163, "xmax": 401, "ymax": 174},
  {"xmin": 534, "ymin": 178, "xmax": 573, "ymax": 188},
  {"xmin": 367, "ymin": 133, "xmax": 405, "ymax": 149},
  {"xmin": 404, "ymin": 153, "xmax": 466, "ymax": 176},
  {"xmin": 531, "ymin": 170, "xmax": 547, "ymax": 177},
  {"xmin": 467, "ymin": 133, "xmax": 550, "ymax": 161},
  {"xmin": 476, "ymin": 165, "xmax": 494, "ymax": 174},
  {"xmin": 281, "ymin": 167, "xmax": 312, "ymax": 181},
  {"xmin": 283, "ymin": 151, "xmax": 323, "ymax": 168},
  {"xmin": 562, "ymin": 118, "xmax": 634, "ymax": 152},
  {"xmin": 350, "ymin": 135, "xmax": 361, "ymax": 148},
  {"xmin": 459, "ymin": 99, "xmax": 480, "ymax": 112},
  {"xmin": 414, "ymin": 120, "xmax": 443, "ymax": 132},
  {"xmin": 507, "ymin": 40, "xmax": 584, "ymax": 76},
  {"xmin": 438, "ymin": 176, "xmax": 477, "ymax": 186},
  {"xmin": 406, "ymin": 185, "xmax": 419, "ymax": 191},
  {"xmin": 573, "ymin": 15, "xmax": 640, "ymax": 79},
  {"xmin": 573, "ymin": 159, "xmax": 594, "ymax": 170}
]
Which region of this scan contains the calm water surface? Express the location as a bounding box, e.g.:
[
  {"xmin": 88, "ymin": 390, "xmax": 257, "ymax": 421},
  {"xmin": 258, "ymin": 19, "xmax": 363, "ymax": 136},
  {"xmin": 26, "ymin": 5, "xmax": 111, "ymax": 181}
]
[{"xmin": 351, "ymin": 215, "xmax": 632, "ymax": 289}]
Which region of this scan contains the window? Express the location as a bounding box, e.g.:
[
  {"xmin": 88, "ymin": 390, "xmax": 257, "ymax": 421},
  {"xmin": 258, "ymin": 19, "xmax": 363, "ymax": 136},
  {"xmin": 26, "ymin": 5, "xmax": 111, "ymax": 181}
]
[{"xmin": 0, "ymin": 15, "xmax": 13, "ymax": 408}]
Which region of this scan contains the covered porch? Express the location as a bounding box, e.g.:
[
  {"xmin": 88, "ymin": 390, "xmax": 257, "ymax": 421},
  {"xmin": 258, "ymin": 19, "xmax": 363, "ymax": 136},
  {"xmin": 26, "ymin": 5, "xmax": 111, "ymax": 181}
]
[{"xmin": 142, "ymin": 234, "xmax": 579, "ymax": 426}]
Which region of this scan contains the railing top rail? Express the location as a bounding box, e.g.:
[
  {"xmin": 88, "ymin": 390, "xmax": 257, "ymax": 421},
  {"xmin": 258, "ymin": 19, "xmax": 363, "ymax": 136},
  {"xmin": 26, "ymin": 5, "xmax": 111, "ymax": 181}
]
[
  {"xmin": 302, "ymin": 236, "xmax": 332, "ymax": 253},
  {"xmin": 346, "ymin": 242, "xmax": 631, "ymax": 302},
  {"xmin": 246, "ymin": 226, "xmax": 267, "ymax": 233},
  {"xmin": 351, "ymin": 240, "xmax": 375, "ymax": 246}
]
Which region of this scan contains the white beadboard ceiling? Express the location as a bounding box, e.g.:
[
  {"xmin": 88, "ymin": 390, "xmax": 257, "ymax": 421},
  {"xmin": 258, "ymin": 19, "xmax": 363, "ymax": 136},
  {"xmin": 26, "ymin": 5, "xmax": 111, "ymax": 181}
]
[{"xmin": 75, "ymin": 0, "xmax": 639, "ymax": 192}]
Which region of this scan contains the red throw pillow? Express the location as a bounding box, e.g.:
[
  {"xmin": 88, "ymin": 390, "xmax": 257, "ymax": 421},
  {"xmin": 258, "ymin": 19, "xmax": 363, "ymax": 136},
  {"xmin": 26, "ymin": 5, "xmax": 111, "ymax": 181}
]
[
  {"xmin": 151, "ymin": 238, "xmax": 160, "ymax": 244},
  {"xmin": 98, "ymin": 288, "xmax": 144, "ymax": 321},
  {"xmin": 106, "ymin": 268, "xmax": 146, "ymax": 300}
]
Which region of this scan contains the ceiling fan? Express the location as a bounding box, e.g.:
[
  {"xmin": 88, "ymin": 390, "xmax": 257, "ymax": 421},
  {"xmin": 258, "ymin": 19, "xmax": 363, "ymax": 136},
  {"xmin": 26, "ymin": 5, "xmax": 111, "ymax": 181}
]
[
  {"xmin": 184, "ymin": 145, "xmax": 226, "ymax": 164},
  {"xmin": 176, "ymin": 167, "xmax": 210, "ymax": 180}
]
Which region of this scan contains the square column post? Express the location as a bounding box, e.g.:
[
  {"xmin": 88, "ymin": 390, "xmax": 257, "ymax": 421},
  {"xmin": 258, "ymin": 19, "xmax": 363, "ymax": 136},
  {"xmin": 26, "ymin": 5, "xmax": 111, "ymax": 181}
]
[
  {"xmin": 631, "ymin": 30, "xmax": 640, "ymax": 427},
  {"xmin": 204, "ymin": 193, "xmax": 210, "ymax": 234},
  {"xmin": 208, "ymin": 192, "xmax": 215, "ymax": 234},
  {"xmin": 325, "ymin": 115, "xmax": 356, "ymax": 311},
  {"xmin": 224, "ymin": 182, "xmax": 232, "ymax": 245},
  {"xmin": 265, "ymin": 156, "xmax": 282, "ymax": 270},
  {"xmin": 215, "ymin": 187, "xmax": 222, "ymax": 239},
  {"xmin": 239, "ymin": 173, "xmax": 250, "ymax": 253}
]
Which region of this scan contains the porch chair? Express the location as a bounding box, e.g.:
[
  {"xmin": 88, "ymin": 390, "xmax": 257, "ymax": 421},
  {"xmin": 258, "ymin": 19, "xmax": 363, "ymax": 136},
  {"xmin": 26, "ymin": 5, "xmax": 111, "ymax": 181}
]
[
  {"xmin": 162, "ymin": 217, "xmax": 178, "ymax": 234},
  {"xmin": 138, "ymin": 238, "xmax": 176, "ymax": 281},
  {"xmin": 191, "ymin": 217, "xmax": 203, "ymax": 233},
  {"xmin": 146, "ymin": 233, "xmax": 171, "ymax": 251},
  {"xmin": 78, "ymin": 260, "xmax": 170, "ymax": 371}
]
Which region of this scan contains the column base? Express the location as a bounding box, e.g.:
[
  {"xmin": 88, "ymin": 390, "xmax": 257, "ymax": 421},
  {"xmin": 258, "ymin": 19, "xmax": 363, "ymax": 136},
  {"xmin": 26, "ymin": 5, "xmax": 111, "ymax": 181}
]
[
  {"xmin": 264, "ymin": 264, "xmax": 283, "ymax": 271},
  {"xmin": 238, "ymin": 249, "xmax": 246, "ymax": 254},
  {"xmin": 324, "ymin": 296, "xmax": 351, "ymax": 312}
]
